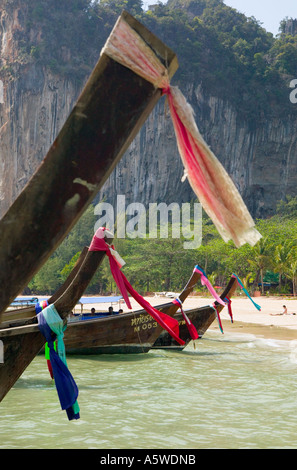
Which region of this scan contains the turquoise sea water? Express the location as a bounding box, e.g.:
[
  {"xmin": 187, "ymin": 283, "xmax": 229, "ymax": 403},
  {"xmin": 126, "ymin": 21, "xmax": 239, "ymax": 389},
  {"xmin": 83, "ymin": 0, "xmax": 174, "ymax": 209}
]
[{"xmin": 1, "ymin": 329, "xmax": 297, "ymax": 450}]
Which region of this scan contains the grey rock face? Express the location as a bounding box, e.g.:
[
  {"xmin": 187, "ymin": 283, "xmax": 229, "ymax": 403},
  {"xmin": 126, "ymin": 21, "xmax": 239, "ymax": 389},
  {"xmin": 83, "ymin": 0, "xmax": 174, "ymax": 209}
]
[{"xmin": 1, "ymin": 4, "xmax": 297, "ymax": 220}]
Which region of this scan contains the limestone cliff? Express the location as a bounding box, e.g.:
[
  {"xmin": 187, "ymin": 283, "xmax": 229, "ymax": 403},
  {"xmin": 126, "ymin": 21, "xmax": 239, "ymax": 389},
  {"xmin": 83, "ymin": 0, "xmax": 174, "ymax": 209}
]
[
  {"xmin": 0, "ymin": 1, "xmax": 81, "ymax": 215},
  {"xmin": 1, "ymin": 0, "xmax": 297, "ymax": 221},
  {"xmin": 98, "ymin": 86, "xmax": 297, "ymax": 218}
]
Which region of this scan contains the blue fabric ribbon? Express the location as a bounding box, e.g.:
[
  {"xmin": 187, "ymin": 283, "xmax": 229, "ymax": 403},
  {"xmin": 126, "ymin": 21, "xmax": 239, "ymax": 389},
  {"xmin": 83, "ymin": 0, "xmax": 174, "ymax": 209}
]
[
  {"xmin": 35, "ymin": 300, "xmax": 48, "ymax": 314},
  {"xmin": 37, "ymin": 305, "xmax": 80, "ymax": 420},
  {"xmin": 232, "ymin": 273, "xmax": 261, "ymax": 311},
  {"xmin": 35, "ymin": 303, "xmax": 43, "ymax": 314}
]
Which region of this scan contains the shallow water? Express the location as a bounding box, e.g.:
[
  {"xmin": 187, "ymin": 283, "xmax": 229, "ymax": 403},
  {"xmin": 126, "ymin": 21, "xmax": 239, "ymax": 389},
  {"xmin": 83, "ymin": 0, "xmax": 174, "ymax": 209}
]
[{"xmin": 1, "ymin": 329, "xmax": 297, "ymax": 449}]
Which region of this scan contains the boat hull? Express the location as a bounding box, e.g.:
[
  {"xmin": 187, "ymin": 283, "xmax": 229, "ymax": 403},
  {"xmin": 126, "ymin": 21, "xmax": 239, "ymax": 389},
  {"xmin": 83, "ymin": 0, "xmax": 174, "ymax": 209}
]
[
  {"xmin": 63, "ymin": 277, "xmax": 238, "ymax": 355},
  {"xmin": 151, "ymin": 306, "xmax": 216, "ymax": 350},
  {"xmin": 64, "ymin": 310, "xmax": 165, "ymax": 355},
  {"xmin": 152, "ymin": 277, "xmax": 238, "ymax": 350},
  {"xmin": 63, "ymin": 306, "xmax": 213, "ymax": 355}
]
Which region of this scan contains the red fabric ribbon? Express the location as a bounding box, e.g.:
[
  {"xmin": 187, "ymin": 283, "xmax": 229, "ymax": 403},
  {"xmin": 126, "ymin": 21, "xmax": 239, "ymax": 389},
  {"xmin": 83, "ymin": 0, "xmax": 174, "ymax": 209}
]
[
  {"xmin": 89, "ymin": 228, "xmax": 185, "ymax": 346},
  {"xmin": 172, "ymin": 298, "xmax": 199, "ymax": 340},
  {"xmin": 162, "ymin": 88, "xmax": 226, "ymax": 231},
  {"xmin": 47, "ymin": 359, "xmax": 54, "ymax": 379},
  {"xmin": 225, "ymin": 296, "xmax": 233, "ymax": 323}
]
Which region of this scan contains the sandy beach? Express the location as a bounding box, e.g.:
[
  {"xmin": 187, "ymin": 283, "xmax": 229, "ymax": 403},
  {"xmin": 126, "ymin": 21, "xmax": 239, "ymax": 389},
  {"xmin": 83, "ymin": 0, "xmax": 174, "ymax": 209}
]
[
  {"xmin": 179, "ymin": 294, "xmax": 297, "ymax": 341},
  {"xmin": 77, "ymin": 293, "xmax": 297, "ymax": 342},
  {"xmin": 170, "ymin": 294, "xmax": 297, "ymax": 341},
  {"xmin": 184, "ymin": 296, "xmax": 297, "ymax": 340}
]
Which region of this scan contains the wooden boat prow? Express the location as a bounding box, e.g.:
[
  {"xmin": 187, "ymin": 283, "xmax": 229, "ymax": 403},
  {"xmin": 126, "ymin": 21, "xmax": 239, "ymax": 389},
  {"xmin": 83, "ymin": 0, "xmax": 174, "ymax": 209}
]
[
  {"xmin": 152, "ymin": 276, "xmax": 238, "ymax": 350},
  {"xmin": 0, "ymin": 11, "xmax": 178, "ymax": 319}
]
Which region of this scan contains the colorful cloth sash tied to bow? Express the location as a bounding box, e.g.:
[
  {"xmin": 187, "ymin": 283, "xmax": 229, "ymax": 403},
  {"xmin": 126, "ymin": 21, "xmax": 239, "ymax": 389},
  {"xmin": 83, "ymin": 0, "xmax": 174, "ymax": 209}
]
[
  {"xmin": 210, "ymin": 304, "xmax": 224, "ymax": 334},
  {"xmin": 37, "ymin": 304, "xmax": 80, "ymax": 420},
  {"xmin": 172, "ymin": 297, "xmax": 199, "ymax": 340},
  {"xmin": 224, "ymin": 296, "xmax": 234, "ymax": 323},
  {"xmin": 35, "ymin": 300, "xmax": 55, "ymax": 378},
  {"xmin": 194, "ymin": 265, "xmax": 226, "ymax": 307},
  {"xmin": 44, "ymin": 341, "xmax": 56, "ymax": 379},
  {"xmin": 35, "ymin": 300, "xmax": 48, "ymax": 314},
  {"xmin": 89, "ymin": 227, "xmax": 185, "ymax": 346}
]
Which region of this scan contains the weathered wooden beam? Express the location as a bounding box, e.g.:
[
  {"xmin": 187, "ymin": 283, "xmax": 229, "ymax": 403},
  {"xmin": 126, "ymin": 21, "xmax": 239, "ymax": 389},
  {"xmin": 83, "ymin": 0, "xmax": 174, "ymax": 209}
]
[
  {"xmin": 0, "ymin": 11, "xmax": 178, "ymax": 318},
  {"xmin": 0, "ymin": 246, "xmax": 89, "ymax": 327}
]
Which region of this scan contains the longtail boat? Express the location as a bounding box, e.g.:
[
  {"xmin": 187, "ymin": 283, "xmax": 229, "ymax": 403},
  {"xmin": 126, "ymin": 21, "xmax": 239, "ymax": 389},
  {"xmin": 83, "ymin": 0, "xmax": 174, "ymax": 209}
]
[
  {"xmin": 0, "ymin": 9, "xmax": 261, "ymax": 416},
  {"xmin": 2, "ymin": 261, "xmax": 201, "ymax": 357},
  {"xmin": 0, "ymin": 11, "xmax": 178, "ymax": 320},
  {"xmin": 0, "ymin": 13, "xmax": 179, "ymax": 404},
  {"xmin": 62, "ymin": 263, "xmax": 201, "ymax": 354},
  {"xmin": 0, "ymin": 232, "xmax": 113, "ymax": 403},
  {"xmin": 61, "ymin": 274, "xmax": 237, "ymax": 355},
  {"xmin": 152, "ymin": 276, "xmax": 238, "ymax": 350}
]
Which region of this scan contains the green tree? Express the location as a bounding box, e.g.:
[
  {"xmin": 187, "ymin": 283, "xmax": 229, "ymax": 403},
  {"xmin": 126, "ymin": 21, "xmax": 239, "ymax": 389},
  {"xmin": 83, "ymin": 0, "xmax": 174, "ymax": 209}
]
[
  {"xmin": 276, "ymin": 196, "xmax": 297, "ymax": 219},
  {"xmin": 29, "ymin": 256, "xmax": 65, "ymax": 294},
  {"xmin": 247, "ymin": 237, "xmax": 272, "ymax": 294},
  {"xmin": 273, "ymin": 242, "xmax": 294, "ymax": 292},
  {"xmin": 285, "ymin": 260, "xmax": 297, "ymax": 297}
]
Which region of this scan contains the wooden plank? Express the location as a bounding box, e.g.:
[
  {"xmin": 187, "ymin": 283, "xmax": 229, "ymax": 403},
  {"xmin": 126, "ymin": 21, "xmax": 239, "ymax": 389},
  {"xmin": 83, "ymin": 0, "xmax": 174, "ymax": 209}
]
[{"xmin": 0, "ymin": 11, "xmax": 178, "ymax": 318}]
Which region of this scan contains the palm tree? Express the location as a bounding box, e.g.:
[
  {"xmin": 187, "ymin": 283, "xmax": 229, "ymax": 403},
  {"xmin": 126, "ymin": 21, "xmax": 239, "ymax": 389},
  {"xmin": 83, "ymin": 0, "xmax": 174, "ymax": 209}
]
[
  {"xmin": 285, "ymin": 260, "xmax": 297, "ymax": 297},
  {"xmin": 248, "ymin": 237, "xmax": 272, "ymax": 295},
  {"xmin": 273, "ymin": 241, "xmax": 294, "ymax": 292},
  {"xmin": 241, "ymin": 272, "xmax": 254, "ymax": 290}
]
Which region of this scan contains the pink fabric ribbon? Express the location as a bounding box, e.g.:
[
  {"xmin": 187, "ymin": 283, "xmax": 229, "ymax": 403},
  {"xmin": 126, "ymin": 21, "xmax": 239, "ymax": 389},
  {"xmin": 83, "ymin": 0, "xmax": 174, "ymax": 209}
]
[
  {"xmin": 194, "ymin": 266, "xmax": 226, "ymax": 307},
  {"xmin": 101, "ymin": 17, "xmax": 262, "ymax": 248},
  {"xmin": 162, "ymin": 87, "xmax": 262, "ymax": 248},
  {"xmin": 89, "ymin": 228, "xmax": 185, "ymax": 346},
  {"xmin": 163, "ymin": 88, "xmax": 227, "ymax": 233}
]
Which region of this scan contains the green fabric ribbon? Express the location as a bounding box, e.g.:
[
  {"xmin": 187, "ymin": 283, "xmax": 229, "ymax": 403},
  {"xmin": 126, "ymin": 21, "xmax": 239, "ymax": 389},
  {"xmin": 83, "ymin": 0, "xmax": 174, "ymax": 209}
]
[{"xmin": 42, "ymin": 304, "xmax": 80, "ymax": 416}]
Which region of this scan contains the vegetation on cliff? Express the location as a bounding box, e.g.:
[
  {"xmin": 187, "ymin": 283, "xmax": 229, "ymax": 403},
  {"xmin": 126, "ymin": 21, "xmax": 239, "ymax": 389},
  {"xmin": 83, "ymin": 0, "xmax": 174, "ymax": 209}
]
[
  {"xmin": 28, "ymin": 196, "xmax": 297, "ymax": 296},
  {"xmin": 2, "ymin": 0, "xmax": 297, "ymax": 121},
  {"xmin": 1, "ymin": 0, "xmax": 297, "ymax": 295}
]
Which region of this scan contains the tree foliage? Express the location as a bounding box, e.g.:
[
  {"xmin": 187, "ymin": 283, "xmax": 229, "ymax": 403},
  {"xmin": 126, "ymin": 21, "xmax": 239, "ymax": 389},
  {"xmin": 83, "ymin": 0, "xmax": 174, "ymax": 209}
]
[
  {"xmin": 9, "ymin": 0, "xmax": 297, "ymax": 295},
  {"xmin": 28, "ymin": 197, "xmax": 297, "ymax": 296},
  {"xmin": 5, "ymin": 0, "xmax": 297, "ymax": 120}
]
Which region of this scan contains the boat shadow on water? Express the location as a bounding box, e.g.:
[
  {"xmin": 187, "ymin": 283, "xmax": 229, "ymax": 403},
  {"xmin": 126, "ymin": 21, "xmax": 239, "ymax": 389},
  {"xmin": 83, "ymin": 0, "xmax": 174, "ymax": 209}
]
[{"xmin": 71, "ymin": 352, "xmax": 160, "ymax": 363}]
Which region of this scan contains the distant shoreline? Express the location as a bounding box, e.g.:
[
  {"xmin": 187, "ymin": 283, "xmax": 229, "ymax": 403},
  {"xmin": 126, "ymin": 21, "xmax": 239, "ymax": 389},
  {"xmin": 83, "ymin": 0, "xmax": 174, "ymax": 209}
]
[
  {"xmin": 17, "ymin": 293, "xmax": 297, "ymax": 341},
  {"xmin": 70, "ymin": 294, "xmax": 297, "ymax": 341}
]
